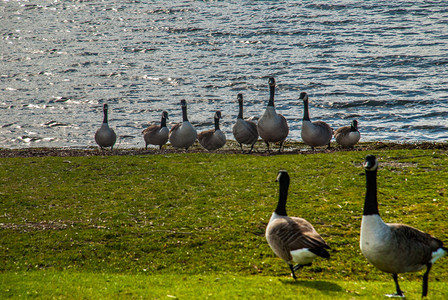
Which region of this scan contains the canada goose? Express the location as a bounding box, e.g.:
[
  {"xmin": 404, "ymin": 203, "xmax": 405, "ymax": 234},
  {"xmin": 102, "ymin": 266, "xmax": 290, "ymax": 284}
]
[
  {"xmin": 360, "ymin": 155, "xmax": 447, "ymax": 297},
  {"xmin": 198, "ymin": 111, "xmax": 226, "ymax": 151},
  {"xmin": 169, "ymin": 100, "xmax": 197, "ymax": 150},
  {"xmin": 232, "ymin": 93, "xmax": 258, "ymax": 153},
  {"xmin": 94, "ymin": 103, "xmax": 117, "ymax": 150},
  {"xmin": 257, "ymin": 77, "xmax": 289, "ymax": 153},
  {"xmin": 142, "ymin": 111, "xmax": 169, "ymax": 150},
  {"xmin": 299, "ymin": 92, "xmax": 333, "ymax": 150},
  {"xmin": 266, "ymin": 170, "xmax": 330, "ymax": 279},
  {"xmin": 334, "ymin": 120, "xmax": 360, "ymax": 147}
]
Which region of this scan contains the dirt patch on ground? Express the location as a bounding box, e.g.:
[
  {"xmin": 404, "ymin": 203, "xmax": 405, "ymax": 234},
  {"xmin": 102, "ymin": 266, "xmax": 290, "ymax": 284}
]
[{"xmin": 0, "ymin": 141, "xmax": 447, "ymax": 158}]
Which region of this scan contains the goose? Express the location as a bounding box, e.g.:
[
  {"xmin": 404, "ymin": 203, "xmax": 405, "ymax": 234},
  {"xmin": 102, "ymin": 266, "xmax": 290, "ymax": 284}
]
[
  {"xmin": 266, "ymin": 170, "xmax": 330, "ymax": 279},
  {"xmin": 142, "ymin": 111, "xmax": 169, "ymax": 150},
  {"xmin": 94, "ymin": 103, "xmax": 117, "ymax": 150},
  {"xmin": 169, "ymin": 99, "xmax": 197, "ymax": 150},
  {"xmin": 198, "ymin": 111, "xmax": 226, "ymax": 151},
  {"xmin": 360, "ymin": 155, "xmax": 447, "ymax": 297},
  {"xmin": 257, "ymin": 77, "xmax": 289, "ymax": 153},
  {"xmin": 232, "ymin": 93, "xmax": 258, "ymax": 153},
  {"xmin": 299, "ymin": 92, "xmax": 333, "ymax": 150},
  {"xmin": 334, "ymin": 120, "xmax": 360, "ymax": 147}
]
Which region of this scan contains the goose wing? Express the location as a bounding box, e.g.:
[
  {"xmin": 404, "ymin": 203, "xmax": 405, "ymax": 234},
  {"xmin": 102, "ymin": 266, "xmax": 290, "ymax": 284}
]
[
  {"xmin": 270, "ymin": 217, "xmax": 329, "ymax": 253},
  {"xmin": 334, "ymin": 125, "xmax": 350, "ymax": 137},
  {"xmin": 389, "ymin": 224, "xmax": 440, "ymax": 263},
  {"xmin": 142, "ymin": 124, "xmax": 160, "ymax": 135},
  {"xmin": 169, "ymin": 123, "xmax": 181, "ymax": 133},
  {"xmin": 313, "ymin": 120, "xmax": 333, "ymax": 133}
]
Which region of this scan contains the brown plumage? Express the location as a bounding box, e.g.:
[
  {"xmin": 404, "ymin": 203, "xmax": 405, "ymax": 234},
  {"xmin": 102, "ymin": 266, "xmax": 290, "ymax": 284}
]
[
  {"xmin": 232, "ymin": 93, "xmax": 258, "ymax": 153},
  {"xmin": 266, "ymin": 170, "xmax": 330, "ymax": 279},
  {"xmin": 257, "ymin": 78, "xmax": 289, "ymax": 153},
  {"xmin": 198, "ymin": 111, "xmax": 226, "ymax": 151},
  {"xmin": 334, "ymin": 120, "xmax": 360, "ymax": 147},
  {"xmin": 361, "ymin": 155, "xmax": 447, "ymax": 297},
  {"xmin": 142, "ymin": 111, "xmax": 169, "ymax": 150}
]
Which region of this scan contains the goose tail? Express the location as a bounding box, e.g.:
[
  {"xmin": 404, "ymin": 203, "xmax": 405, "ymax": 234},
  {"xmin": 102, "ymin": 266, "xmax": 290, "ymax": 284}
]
[{"xmin": 310, "ymin": 246, "xmax": 331, "ymax": 259}]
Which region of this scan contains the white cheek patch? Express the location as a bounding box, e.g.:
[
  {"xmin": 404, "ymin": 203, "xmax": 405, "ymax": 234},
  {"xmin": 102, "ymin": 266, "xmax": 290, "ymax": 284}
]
[{"xmin": 290, "ymin": 248, "xmax": 317, "ymax": 265}]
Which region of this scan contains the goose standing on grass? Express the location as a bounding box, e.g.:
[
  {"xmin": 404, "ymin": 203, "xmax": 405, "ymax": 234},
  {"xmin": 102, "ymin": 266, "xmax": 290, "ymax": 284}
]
[
  {"xmin": 232, "ymin": 93, "xmax": 258, "ymax": 153},
  {"xmin": 334, "ymin": 120, "xmax": 360, "ymax": 147},
  {"xmin": 94, "ymin": 103, "xmax": 117, "ymax": 150},
  {"xmin": 360, "ymin": 155, "xmax": 447, "ymax": 297},
  {"xmin": 142, "ymin": 111, "xmax": 169, "ymax": 150},
  {"xmin": 266, "ymin": 170, "xmax": 330, "ymax": 279},
  {"xmin": 257, "ymin": 77, "xmax": 289, "ymax": 153},
  {"xmin": 198, "ymin": 111, "xmax": 226, "ymax": 151},
  {"xmin": 299, "ymin": 92, "xmax": 333, "ymax": 150},
  {"xmin": 169, "ymin": 100, "xmax": 197, "ymax": 150}
]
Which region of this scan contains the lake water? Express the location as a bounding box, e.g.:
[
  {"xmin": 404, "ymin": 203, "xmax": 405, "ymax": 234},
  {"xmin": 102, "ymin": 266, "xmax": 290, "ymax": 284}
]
[{"xmin": 1, "ymin": 0, "xmax": 447, "ymax": 149}]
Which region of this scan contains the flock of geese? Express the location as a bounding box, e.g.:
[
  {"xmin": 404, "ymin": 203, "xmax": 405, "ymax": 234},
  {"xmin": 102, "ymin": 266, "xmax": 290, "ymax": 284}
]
[
  {"xmin": 267, "ymin": 157, "xmax": 447, "ymax": 297},
  {"xmin": 93, "ymin": 77, "xmax": 447, "ymax": 297},
  {"xmin": 94, "ymin": 77, "xmax": 361, "ymax": 152}
]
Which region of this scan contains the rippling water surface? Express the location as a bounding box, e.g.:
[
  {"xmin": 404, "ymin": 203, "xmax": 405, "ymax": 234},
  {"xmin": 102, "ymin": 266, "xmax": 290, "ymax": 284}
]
[{"xmin": 1, "ymin": 0, "xmax": 447, "ymax": 149}]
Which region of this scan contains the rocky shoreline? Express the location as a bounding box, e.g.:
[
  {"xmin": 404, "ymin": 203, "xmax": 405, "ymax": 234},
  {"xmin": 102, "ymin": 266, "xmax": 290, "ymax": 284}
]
[{"xmin": 1, "ymin": 141, "xmax": 447, "ymax": 158}]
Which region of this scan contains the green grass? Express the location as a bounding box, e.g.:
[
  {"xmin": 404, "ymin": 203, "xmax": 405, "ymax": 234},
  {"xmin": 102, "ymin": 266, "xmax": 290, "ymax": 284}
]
[{"xmin": 1, "ymin": 148, "xmax": 447, "ymax": 298}]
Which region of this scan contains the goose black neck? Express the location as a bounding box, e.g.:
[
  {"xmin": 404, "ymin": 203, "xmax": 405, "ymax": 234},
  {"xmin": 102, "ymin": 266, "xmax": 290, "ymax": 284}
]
[
  {"xmin": 161, "ymin": 115, "xmax": 167, "ymax": 128},
  {"xmin": 268, "ymin": 84, "xmax": 275, "ymax": 107},
  {"xmin": 275, "ymin": 177, "xmax": 289, "ymax": 216},
  {"xmin": 303, "ymin": 100, "xmax": 310, "ymax": 121},
  {"xmin": 214, "ymin": 116, "xmax": 220, "ymax": 131},
  {"xmin": 364, "ymin": 170, "xmax": 380, "ymax": 215},
  {"xmin": 237, "ymin": 100, "xmax": 243, "ymax": 119},
  {"xmin": 182, "ymin": 105, "xmax": 188, "ymax": 122},
  {"xmin": 103, "ymin": 108, "xmax": 108, "ymax": 124}
]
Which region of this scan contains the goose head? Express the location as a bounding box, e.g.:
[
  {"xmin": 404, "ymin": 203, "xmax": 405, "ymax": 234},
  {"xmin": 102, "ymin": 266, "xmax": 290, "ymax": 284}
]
[
  {"xmin": 299, "ymin": 92, "xmax": 309, "ymax": 103},
  {"xmin": 364, "ymin": 155, "xmax": 378, "ymax": 172},
  {"xmin": 237, "ymin": 93, "xmax": 243, "ymax": 103},
  {"xmin": 351, "ymin": 120, "xmax": 358, "ymax": 131},
  {"xmin": 276, "ymin": 170, "xmax": 290, "ymax": 183}
]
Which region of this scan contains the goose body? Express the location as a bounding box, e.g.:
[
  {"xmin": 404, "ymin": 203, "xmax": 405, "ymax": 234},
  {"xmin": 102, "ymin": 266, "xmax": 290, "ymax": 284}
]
[
  {"xmin": 360, "ymin": 155, "xmax": 447, "ymax": 297},
  {"xmin": 94, "ymin": 103, "xmax": 117, "ymax": 150},
  {"xmin": 257, "ymin": 78, "xmax": 289, "ymax": 152},
  {"xmin": 232, "ymin": 93, "xmax": 258, "ymax": 153},
  {"xmin": 299, "ymin": 92, "xmax": 332, "ymax": 150},
  {"xmin": 169, "ymin": 100, "xmax": 197, "ymax": 150},
  {"xmin": 198, "ymin": 111, "xmax": 226, "ymax": 151},
  {"xmin": 266, "ymin": 170, "xmax": 330, "ymax": 279},
  {"xmin": 334, "ymin": 120, "xmax": 360, "ymax": 147},
  {"xmin": 142, "ymin": 111, "xmax": 169, "ymax": 150}
]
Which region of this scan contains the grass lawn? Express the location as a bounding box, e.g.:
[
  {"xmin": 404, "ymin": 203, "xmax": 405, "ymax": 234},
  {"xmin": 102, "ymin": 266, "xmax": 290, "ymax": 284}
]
[{"xmin": 1, "ymin": 146, "xmax": 447, "ymax": 298}]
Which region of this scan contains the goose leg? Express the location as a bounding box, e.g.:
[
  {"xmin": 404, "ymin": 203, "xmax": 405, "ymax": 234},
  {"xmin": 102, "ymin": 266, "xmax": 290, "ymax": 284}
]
[
  {"xmin": 293, "ymin": 263, "xmax": 311, "ymax": 271},
  {"xmin": 265, "ymin": 141, "xmax": 270, "ymax": 153},
  {"xmin": 390, "ymin": 273, "xmax": 404, "ymax": 297},
  {"xmin": 288, "ymin": 263, "xmax": 297, "ymax": 279},
  {"xmin": 278, "ymin": 141, "xmax": 284, "ymax": 153},
  {"xmin": 422, "ymin": 263, "xmax": 432, "ymax": 297},
  {"xmin": 248, "ymin": 143, "xmax": 255, "ymax": 154}
]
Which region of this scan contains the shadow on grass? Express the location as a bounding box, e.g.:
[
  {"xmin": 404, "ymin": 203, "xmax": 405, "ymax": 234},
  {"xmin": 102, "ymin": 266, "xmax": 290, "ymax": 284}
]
[{"xmin": 280, "ymin": 279, "xmax": 343, "ymax": 292}]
